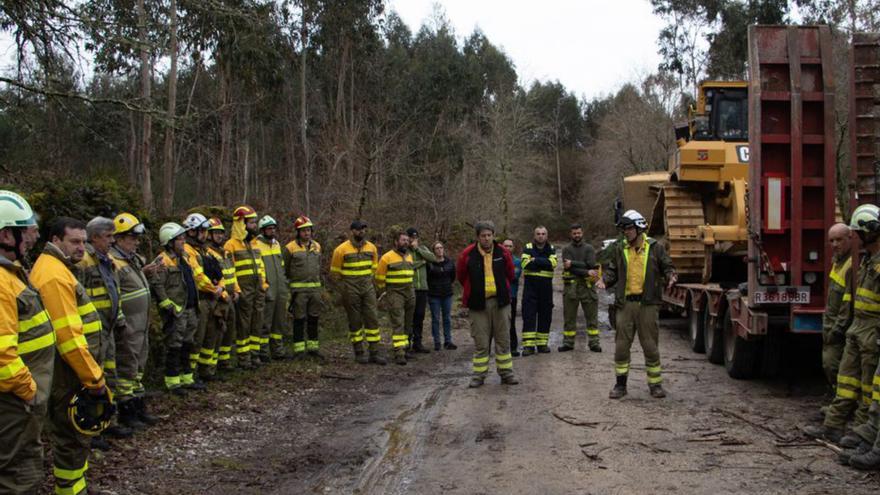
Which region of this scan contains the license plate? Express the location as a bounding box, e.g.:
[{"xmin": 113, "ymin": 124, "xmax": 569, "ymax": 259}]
[{"xmin": 753, "ymin": 287, "xmax": 810, "ymax": 305}]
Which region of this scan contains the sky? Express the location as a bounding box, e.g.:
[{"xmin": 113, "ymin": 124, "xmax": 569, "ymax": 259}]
[{"xmin": 386, "ymin": 0, "xmax": 665, "ymax": 100}]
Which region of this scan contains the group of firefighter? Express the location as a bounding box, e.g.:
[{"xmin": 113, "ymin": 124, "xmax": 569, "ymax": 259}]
[{"xmin": 804, "ymin": 203, "xmax": 880, "ymax": 471}]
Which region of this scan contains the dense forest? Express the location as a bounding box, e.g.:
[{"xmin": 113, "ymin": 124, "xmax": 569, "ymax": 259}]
[{"xmin": 0, "ymin": 0, "xmax": 877, "ymax": 244}]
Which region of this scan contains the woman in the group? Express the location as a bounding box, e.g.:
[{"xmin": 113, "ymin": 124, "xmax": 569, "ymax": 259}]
[{"xmin": 426, "ymin": 241, "xmax": 457, "ymax": 351}]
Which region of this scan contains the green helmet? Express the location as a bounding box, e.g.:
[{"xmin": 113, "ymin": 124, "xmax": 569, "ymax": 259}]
[
  {"xmin": 258, "ymin": 215, "xmax": 277, "ymax": 230},
  {"xmin": 159, "ymin": 222, "xmax": 186, "ymax": 246},
  {"xmin": 0, "ymin": 190, "xmax": 37, "ymax": 229},
  {"xmin": 850, "ymin": 204, "xmax": 880, "ymax": 233}
]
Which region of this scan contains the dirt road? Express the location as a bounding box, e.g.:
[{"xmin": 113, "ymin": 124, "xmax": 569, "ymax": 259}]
[{"xmin": 93, "ymin": 281, "xmax": 880, "ymax": 494}]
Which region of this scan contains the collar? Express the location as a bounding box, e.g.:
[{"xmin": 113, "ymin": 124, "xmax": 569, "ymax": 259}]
[
  {"xmin": 478, "ymin": 244, "xmax": 494, "ymax": 256},
  {"xmin": 43, "ymin": 242, "xmax": 74, "ymax": 268}
]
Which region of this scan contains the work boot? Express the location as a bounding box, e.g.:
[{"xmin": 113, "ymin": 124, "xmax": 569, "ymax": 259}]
[
  {"xmin": 170, "ymin": 386, "xmax": 188, "ymax": 397},
  {"xmin": 838, "ymin": 441, "xmax": 872, "ymax": 466},
  {"xmin": 90, "ymin": 435, "xmax": 112, "ymax": 451},
  {"xmin": 394, "ymin": 353, "xmax": 407, "ymax": 366},
  {"xmin": 802, "ymin": 425, "xmax": 843, "ymax": 444},
  {"xmin": 521, "ymin": 347, "xmax": 536, "ymax": 357},
  {"xmin": 850, "ymin": 448, "xmax": 880, "ymax": 471},
  {"xmin": 444, "ymin": 342, "xmax": 457, "ymax": 350},
  {"xmin": 292, "ymin": 352, "xmax": 307, "ymax": 362},
  {"xmin": 368, "ymin": 352, "xmax": 387, "ymax": 365},
  {"xmin": 511, "ymin": 350, "xmax": 521, "ymax": 357},
  {"xmin": 537, "ymin": 345, "xmax": 551, "ymax": 354},
  {"xmin": 308, "ymin": 350, "xmax": 326, "ymax": 362},
  {"xmin": 413, "ymin": 343, "xmax": 431, "ymax": 354},
  {"xmin": 405, "ymin": 348, "xmax": 417, "ymax": 360},
  {"xmin": 135, "ymin": 397, "xmax": 160, "ymax": 426},
  {"xmin": 589, "ymin": 342, "xmax": 602, "ymax": 353},
  {"xmin": 185, "ymin": 380, "xmax": 208, "ymax": 392},
  {"xmin": 649, "ymin": 384, "xmax": 667, "ymax": 398},
  {"xmin": 840, "ymin": 434, "xmax": 864, "ymax": 449},
  {"xmin": 434, "ymin": 342, "xmax": 441, "ymax": 351},
  {"xmin": 557, "ymin": 344, "xmax": 574, "ymax": 352},
  {"xmin": 119, "ymin": 400, "xmax": 145, "ymax": 430},
  {"xmin": 468, "ymin": 377, "xmax": 485, "ymax": 388},
  {"xmin": 104, "ymin": 423, "xmax": 133, "ymax": 439},
  {"xmin": 609, "ymin": 375, "xmax": 627, "ymax": 399},
  {"xmin": 501, "ymin": 375, "xmax": 519, "ymax": 385}
]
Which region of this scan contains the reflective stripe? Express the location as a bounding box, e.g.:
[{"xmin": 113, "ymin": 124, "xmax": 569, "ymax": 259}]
[
  {"xmin": 52, "ymin": 314, "xmax": 82, "ymax": 330},
  {"xmin": 58, "ymin": 334, "xmax": 88, "ymax": 355},
  {"xmin": 53, "ymin": 461, "xmax": 88, "ymax": 481},
  {"xmin": 19, "ymin": 310, "xmax": 50, "ymax": 333},
  {"xmin": 234, "ymin": 259, "xmax": 255, "ymax": 267},
  {"xmin": 236, "ymin": 269, "xmax": 255, "ymax": 277},
  {"xmin": 472, "ymin": 356, "xmax": 489, "ymax": 364},
  {"xmin": 842, "ymin": 293, "xmax": 852, "ymax": 302},
  {"xmin": 836, "ymin": 387, "xmax": 858, "ymax": 399},
  {"xmin": 290, "ymin": 282, "xmax": 322, "ymax": 288},
  {"xmin": 563, "ymin": 331, "xmax": 576, "ymax": 337},
  {"xmin": 857, "ymin": 287, "xmax": 880, "ymax": 302},
  {"xmin": 270, "ymin": 333, "xmax": 283, "ymax": 340},
  {"xmin": 120, "ymin": 287, "xmax": 150, "ymax": 302},
  {"xmin": 103, "ymin": 360, "xmax": 116, "ymax": 370},
  {"xmin": 0, "ymin": 358, "xmax": 25, "ymax": 379},
  {"xmin": 0, "ymin": 335, "xmax": 15, "ymax": 348},
  {"xmin": 472, "ymin": 365, "xmax": 489, "ymax": 373},
  {"xmin": 18, "ymin": 332, "xmax": 56, "ymax": 354},
  {"xmin": 837, "ymin": 375, "xmax": 860, "ymax": 388},
  {"xmin": 82, "ymin": 321, "xmax": 101, "ymax": 335},
  {"xmin": 344, "ymin": 260, "xmax": 373, "ymax": 268},
  {"xmin": 525, "ymin": 271, "xmax": 555, "ymax": 278},
  {"xmin": 55, "ymin": 478, "xmax": 87, "ymax": 495},
  {"xmin": 77, "ymin": 302, "xmax": 97, "ymax": 316},
  {"xmin": 341, "ymin": 268, "xmax": 372, "ymax": 276},
  {"xmin": 497, "ymin": 360, "xmax": 513, "ymax": 370},
  {"xmin": 91, "ymin": 299, "xmax": 112, "ymax": 310},
  {"xmin": 86, "ymin": 287, "xmax": 108, "ymax": 297},
  {"xmin": 854, "ymin": 301, "xmax": 880, "ymax": 312}
]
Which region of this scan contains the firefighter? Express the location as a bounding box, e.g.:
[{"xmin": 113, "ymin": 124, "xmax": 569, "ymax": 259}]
[
  {"xmin": 330, "ymin": 220, "xmax": 386, "ymax": 365},
  {"xmin": 78, "ymin": 217, "xmax": 136, "ymax": 441},
  {"xmin": 807, "ymin": 204, "xmax": 880, "ymax": 448},
  {"xmin": 0, "ymin": 190, "xmax": 55, "ymax": 494},
  {"xmin": 148, "ymin": 222, "xmax": 203, "ymax": 395},
  {"xmin": 224, "ymin": 206, "xmax": 267, "ymax": 369},
  {"xmin": 183, "ymin": 213, "xmax": 226, "ymax": 381},
  {"xmin": 31, "ymin": 216, "xmax": 109, "ymax": 495},
  {"xmin": 283, "ymin": 216, "xmax": 324, "ymax": 360},
  {"xmin": 110, "ymin": 213, "xmax": 160, "ymax": 426},
  {"xmin": 820, "ymin": 224, "xmax": 853, "ymax": 411},
  {"xmin": 205, "ymin": 218, "xmax": 240, "ymax": 377},
  {"xmin": 520, "ymin": 226, "xmax": 557, "ymax": 355},
  {"xmin": 602, "ymin": 210, "xmax": 677, "ymax": 399},
  {"xmin": 376, "ymin": 231, "xmax": 416, "ymax": 366},
  {"xmin": 407, "ymin": 227, "xmax": 437, "ymax": 354},
  {"xmin": 255, "ymin": 215, "xmax": 290, "ymax": 360},
  {"xmin": 560, "ymin": 223, "xmax": 602, "ymax": 353}
]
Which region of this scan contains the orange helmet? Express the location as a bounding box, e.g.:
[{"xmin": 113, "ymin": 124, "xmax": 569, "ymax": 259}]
[
  {"xmin": 232, "ymin": 205, "xmax": 257, "ymax": 220},
  {"xmin": 294, "ymin": 215, "xmax": 313, "ymax": 230},
  {"xmin": 207, "ymin": 217, "xmax": 225, "ymax": 231}
]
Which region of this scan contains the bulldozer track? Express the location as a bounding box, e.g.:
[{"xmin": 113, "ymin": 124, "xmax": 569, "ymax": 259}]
[{"xmin": 659, "ymin": 184, "xmax": 706, "ymax": 282}]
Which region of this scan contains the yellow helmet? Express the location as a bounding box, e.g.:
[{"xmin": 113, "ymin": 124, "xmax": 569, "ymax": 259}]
[{"xmin": 114, "ymin": 213, "xmax": 144, "ymax": 235}]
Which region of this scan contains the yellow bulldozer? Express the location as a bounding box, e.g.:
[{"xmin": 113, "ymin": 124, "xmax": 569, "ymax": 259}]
[{"xmin": 623, "ymin": 81, "xmax": 750, "ymax": 283}]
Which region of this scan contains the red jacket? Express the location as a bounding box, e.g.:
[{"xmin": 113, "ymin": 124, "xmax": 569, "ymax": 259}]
[{"xmin": 456, "ymin": 242, "xmax": 515, "ymax": 310}]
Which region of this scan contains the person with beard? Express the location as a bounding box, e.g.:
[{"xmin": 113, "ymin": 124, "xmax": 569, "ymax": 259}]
[
  {"xmin": 31, "ymin": 217, "xmax": 109, "ymax": 495},
  {"xmin": 182, "ymin": 213, "xmax": 225, "ymax": 386},
  {"xmin": 254, "ymin": 215, "xmax": 290, "ymax": 361},
  {"xmin": 330, "ymin": 220, "xmax": 386, "ymax": 365},
  {"xmin": 224, "ymin": 206, "xmax": 268, "ymax": 370},
  {"xmin": 376, "ymin": 231, "xmax": 416, "ymax": 366},
  {"xmin": 560, "ymin": 223, "xmax": 602, "ymax": 353},
  {"xmin": 602, "ymin": 210, "xmax": 676, "ymax": 400},
  {"xmin": 205, "ymin": 218, "xmax": 240, "ymax": 376},
  {"xmin": 0, "ymin": 190, "xmax": 55, "ymax": 494}
]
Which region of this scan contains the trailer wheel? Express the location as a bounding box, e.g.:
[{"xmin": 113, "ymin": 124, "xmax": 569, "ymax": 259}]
[
  {"xmin": 687, "ymin": 302, "xmax": 705, "ymax": 353},
  {"xmin": 723, "ymin": 307, "xmax": 760, "ymax": 379},
  {"xmin": 703, "ymin": 305, "xmax": 724, "ymax": 364}
]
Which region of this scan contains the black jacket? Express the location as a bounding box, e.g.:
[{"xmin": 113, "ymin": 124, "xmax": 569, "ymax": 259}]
[{"xmin": 427, "ymin": 258, "xmax": 456, "ymax": 298}]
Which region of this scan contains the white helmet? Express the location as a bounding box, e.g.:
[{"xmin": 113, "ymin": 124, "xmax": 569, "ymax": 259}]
[
  {"xmin": 159, "ymin": 222, "xmax": 186, "ymax": 246},
  {"xmin": 183, "ymin": 213, "xmax": 210, "ymax": 231},
  {"xmin": 0, "ymin": 190, "xmax": 37, "ymax": 229},
  {"xmin": 618, "ymin": 209, "xmax": 648, "ymax": 230},
  {"xmin": 850, "ymin": 204, "xmax": 880, "ymax": 233},
  {"xmin": 258, "ymin": 215, "xmax": 277, "ymax": 230}
]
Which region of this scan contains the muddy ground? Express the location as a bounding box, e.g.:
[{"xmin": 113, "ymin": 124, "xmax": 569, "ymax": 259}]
[{"xmin": 82, "ymin": 280, "xmax": 880, "ymax": 495}]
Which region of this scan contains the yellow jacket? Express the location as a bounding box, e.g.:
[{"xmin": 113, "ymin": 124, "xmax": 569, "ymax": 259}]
[
  {"xmin": 0, "ymin": 255, "xmax": 55, "ymax": 404},
  {"xmin": 207, "ymin": 244, "xmax": 240, "ymax": 295},
  {"xmin": 30, "ymin": 243, "xmax": 105, "ymax": 390},
  {"xmin": 224, "ymin": 238, "xmax": 268, "ymax": 291},
  {"xmin": 184, "ymin": 241, "xmax": 221, "ymax": 295},
  {"xmin": 375, "ymin": 250, "xmax": 414, "ymax": 290}
]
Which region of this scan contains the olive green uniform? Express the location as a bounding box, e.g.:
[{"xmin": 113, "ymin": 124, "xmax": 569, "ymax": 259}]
[
  {"xmin": 825, "ymin": 251, "xmax": 880, "ymax": 440},
  {"xmin": 331, "ymin": 240, "xmax": 382, "ymax": 356},
  {"xmin": 255, "ymin": 236, "xmax": 289, "ymax": 358},
  {"xmin": 0, "ymin": 255, "xmax": 55, "ymax": 494},
  {"xmin": 602, "ymin": 234, "xmax": 675, "ymax": 386},
  {"xmin": 109, "ymin": 246, "xmax": 151, "ymax": 397},
  {"xmin": 562, "ymin": 241, "xmax": 600, "ymax": 348},
  {"xmin": 224, "ymin": 237, "xmax": 266, "ymax": 367},
  {"xmin": 214, "ymin": 244, "xmax": 239, "ymax": 371},
  {"xmin": 377, "ymin": 250, "xmax": 416, "ymax": 358},
  {"xmin": 823, "ymin": 255, "xmax": 852, "ymax": 386},
  {"xmin": 284, "ymin": 239, "xmax": 324, "ymax": 355}
]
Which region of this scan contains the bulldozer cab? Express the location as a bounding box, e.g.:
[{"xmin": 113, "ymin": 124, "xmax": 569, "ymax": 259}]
[{"xmin": 690, "ymin": 82, "xmax": 748, "ymax": 142}]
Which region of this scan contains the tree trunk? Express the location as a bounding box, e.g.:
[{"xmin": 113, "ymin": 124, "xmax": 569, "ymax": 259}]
[
  {"xmin": 161, "ymin": 0, "xmax": 178, "ymax": 215},
  {"xmin": 300, "ymin": 13, "xmax": 311, "ymax": 215},
  {"xmin": 137, "ymin": 0, "xmax": 153, "ymax": 210},
  {"xmin": 218, "ymin": 60, "xmax": 233, "ymax": 203}
]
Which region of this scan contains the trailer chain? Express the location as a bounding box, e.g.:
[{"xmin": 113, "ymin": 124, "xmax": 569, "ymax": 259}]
[{"xmin": 744, "ymin": 184, "xmax": 775, "ymax": 278}]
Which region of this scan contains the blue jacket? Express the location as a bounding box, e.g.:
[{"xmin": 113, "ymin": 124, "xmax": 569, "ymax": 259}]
[{"xmin": 511, "ymin": 255, "xmax": 522, "ymax": 299}]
